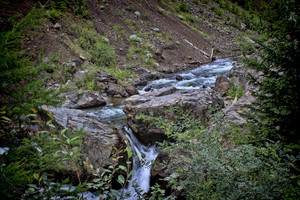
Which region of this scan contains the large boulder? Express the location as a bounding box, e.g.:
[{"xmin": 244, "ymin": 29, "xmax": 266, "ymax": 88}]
[
  {"xmin": 63, "ymin": 90, "xmax": 106, "ymax": 109},
  {"xmin": 124, "ymin": 87, "xmax": 224, "ymax": 144},
  {"xmin": 42, "ymin": 106, "xmax": 120, "ymax": 170}
]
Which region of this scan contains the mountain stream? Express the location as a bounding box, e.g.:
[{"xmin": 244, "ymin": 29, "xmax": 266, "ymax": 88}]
[{"xmin": 83, "ymin": 57, "xmax": 236, "ymax": 199}]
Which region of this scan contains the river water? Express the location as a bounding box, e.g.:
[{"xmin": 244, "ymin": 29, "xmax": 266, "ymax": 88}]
[{"xmin": 83, "ymin": 57, "xmax": 235, "ymax": 199}]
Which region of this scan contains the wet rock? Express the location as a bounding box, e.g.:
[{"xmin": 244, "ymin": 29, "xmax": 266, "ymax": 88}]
[
  {"xmin": 123, "ymin": 84, "xmax": 139, "ymax": 96},
  {"xmin": 42, "ymin": 106, "xmax": 119, "ymax": 170},
  {"xmin": 175, "ymin": 74, "xmax": 184, "ymax": 81},
  {"xmin": 214, "ymin": 76, "xmax": 233, "ymax": 96},
  {"xmin": 134, "ymin": 80, "xmax": 148, "ymax": 87},
  {"xmin": 144, "ymin": 72, "xmax": 161, "ymax": 81},
  {"xmin": 124, "ymin": 87, "xmax": 224, "ymax": 144},
  {"xmin": 63, "ymin": 90, "xmax": 106, "ymax": 109}
]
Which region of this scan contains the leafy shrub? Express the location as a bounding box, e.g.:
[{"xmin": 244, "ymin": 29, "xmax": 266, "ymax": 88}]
[
  {"xmin": 158, "ymin": 7, "xmax": 165, "ymax": 14},
  {"xmin": 144, "ymin": 108, "xmax": 300, "ymax": 199},
  {"xmin": 210, "ymin": 5, "xmax": 223, "ymax": 17},
  {"xmin": 134, "ymin": 11, "xmax": 141, "ymax": 18},
  {"xmin": 92, "ymin": 42, "xmax": 116, "ymax": 67},
  {"xmin": 125, "ymin": 6, "xmax": 132, "ymax": 11},
  {"xmin": 71, "ymin": 24, "xmax": 116, "ymax": 68},
  {"xmin": 105, "ymin": 67, "xmax": 133, "ymax": 83},
  {"xmin": 0, "ymin": 116, "xmax": 85, "ymax": 199}
]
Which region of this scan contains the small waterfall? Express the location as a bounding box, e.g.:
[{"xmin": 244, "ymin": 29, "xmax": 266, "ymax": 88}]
[
  {"xmin": 123, "ymin": 127, "xmax": 158, "ymax": 199},
  {"xmin": 83, "ymin": 57, "xmax": 235, "ymax": 199}
]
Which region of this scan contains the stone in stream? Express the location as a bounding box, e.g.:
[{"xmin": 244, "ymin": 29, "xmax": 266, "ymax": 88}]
[
  {"xmin": 175, "ymin": 74, "xmax": 184, "ymax": 81},
  {"xmin": 63, "ymin": 90, "xmax": 106, "ymax": 109},
  {"xmin": 124, "ymin": 87, "xmax": 224, "ymax": 144},
  {"xmin": 42, "ymin": 106, "xmax": 121, "ymax": 171}
]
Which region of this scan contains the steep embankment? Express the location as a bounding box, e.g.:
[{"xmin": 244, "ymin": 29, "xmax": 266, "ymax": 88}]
[{"xmin": 1, "ymin": 0, "xmax": 247, "ymax": 85}]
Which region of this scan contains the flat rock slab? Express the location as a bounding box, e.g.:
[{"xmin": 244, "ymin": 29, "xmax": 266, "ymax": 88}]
[
  {"xmin": 42, "ymin": 106, "xmax": 119, "ymax": 170},
  {"xmin": 124, "ymin": 87, "xmax": 224, "ymax": 144},
  {"xmin": 63, "ymin": 90, "xmax": 106, "ymax": 109}
]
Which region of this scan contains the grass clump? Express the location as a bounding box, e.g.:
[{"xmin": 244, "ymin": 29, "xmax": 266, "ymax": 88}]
[
  {"xmin": 210, "ymin": 5, "xmax": 223, "ymax": 17},
  {"xmin": 74, "ymin": 67, "xmax": 102, "ymax": 92},
  {"xmin": 226, "ymin": 85, "xmax": 244, "ymax": 99},
  {"xmin": 175, "ymin": 2, "xmax": 191, "ymax": 13},
  {"xmin": 71, "ymin": 24, "xmax": 115, "ymax": 68}
]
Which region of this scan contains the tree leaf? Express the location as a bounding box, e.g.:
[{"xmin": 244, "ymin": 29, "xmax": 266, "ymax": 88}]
[
  {"xmin": 126, "ymin": 146, "xmax": 132, "ymax": 158},
  {"xmin": 118, "ymin": 174, "xmax": 125, "ymax": 184}
]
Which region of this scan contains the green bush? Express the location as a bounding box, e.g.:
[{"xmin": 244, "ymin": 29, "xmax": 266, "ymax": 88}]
[
  {"xmin": 175, "ymin": 2, "xmax": 190, "ymax": 13},
  {"xmin": 71, "ymin": 24, "xmax": 116, "ymax": 68},
  {"xmin": 226, "ymin": 85, "xmax": 244, "ymax": 99},
  {"xmin": 47, "ymin": 0, "xmax": 90, "ymax": 19},
  {"xmin": 92, "ymin": 42, "xmax": 116, "ymax": 67},
  {"xmin": 210, "ymin": 5, "xmax": 223, "ymax": 17},
  {"xmin": 143, "ymin": 108, "xmax": 300, "ymax": 199}
]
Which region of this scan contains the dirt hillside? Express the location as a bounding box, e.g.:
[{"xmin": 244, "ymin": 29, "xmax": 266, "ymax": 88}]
[{"xmin": 1, "ymin": 0, "xmax": 247, "ymax": 83}]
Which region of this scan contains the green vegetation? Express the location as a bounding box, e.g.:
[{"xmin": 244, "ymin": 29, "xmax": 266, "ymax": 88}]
[
  {"xmin": 74, "ymin": 67, "xmax": 103, "ymax": 92},
  {"xmin": 226, "ymin": 85, "xmax": 244, "ymax": 99},
  {"xmin": 210, "ymin": 5, "xmax": 223, "ymax": 17},
  {"xmin": 245, "ymin": 0, "xmax": 300, "ymax": 143},
  {"xmin": 71, "ymin": 23, "xmax": 116, "ymax": 67},
  {"xmin": 141, "ymin": 108, "xmax": 299, "ymax": 199},
  {"xmin": 0, "ymin": 112, "xmax": 85, "ymax": 199},
  {"xmin": 46, "ymin": 0, "xmax": 90, "ymax": 19},
  {"xmin": 0, "ymin": 8, "xmax": 62, "ymax": 118},
  {"xmin": 1, "ymin": 0, "xmax": 299, "ymax": 199},
  {"xmin": 127, "ymin": 44, "xmax": 155, "ymax": 69}
]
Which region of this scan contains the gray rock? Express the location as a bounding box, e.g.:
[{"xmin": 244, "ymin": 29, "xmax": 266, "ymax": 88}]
[
  {"xmin": 223, "ymin": 90, "xmax": 255, "ymax": 125},
  {"xmin": 96, "ymin": 70, "xmax": 118, "ymax": 83},
  {"xmin": 72, "ymin": 59, "xmax": 82, "ymax": 67},
  {"xmin": 175, "ymin": 75, "xmax": 184, "ymax": 81},
  {"xmin": 63, "ymin": 91, "xmax": 106, "ymax": 109},
  {"xmin": 124, "ymin": 84, "xmax": 139, "ymax": 96},
  {"xmin": 214, "ymin": 76, "xmax": 233, "ymax": 96},
  {"xmin": 54, "ymin": 23, "xmax": 61, "ymax": 29},
  {"xmin": 124, "ymin": 87, "xmax": 224, "ymax": 144},
  {"xmin": 73, "ymin": 70, "xmax": 89, "ymax": 79},
  {"xmin": 42, "ymin": 106, "xmax": 119, "ymax": 170},
  {"xmin": 106, "ymin": 83, "xmax": 128, "ymax": 97}
]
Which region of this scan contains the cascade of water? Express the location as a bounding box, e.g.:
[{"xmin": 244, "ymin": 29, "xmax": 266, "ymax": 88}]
[
  {"xmin": 139, "ymin": 57, "xmax": 234, "ymax": 94},
  {"xmin": 123, "ymin": 126, "xmax": 159, "ymax": 200}
]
